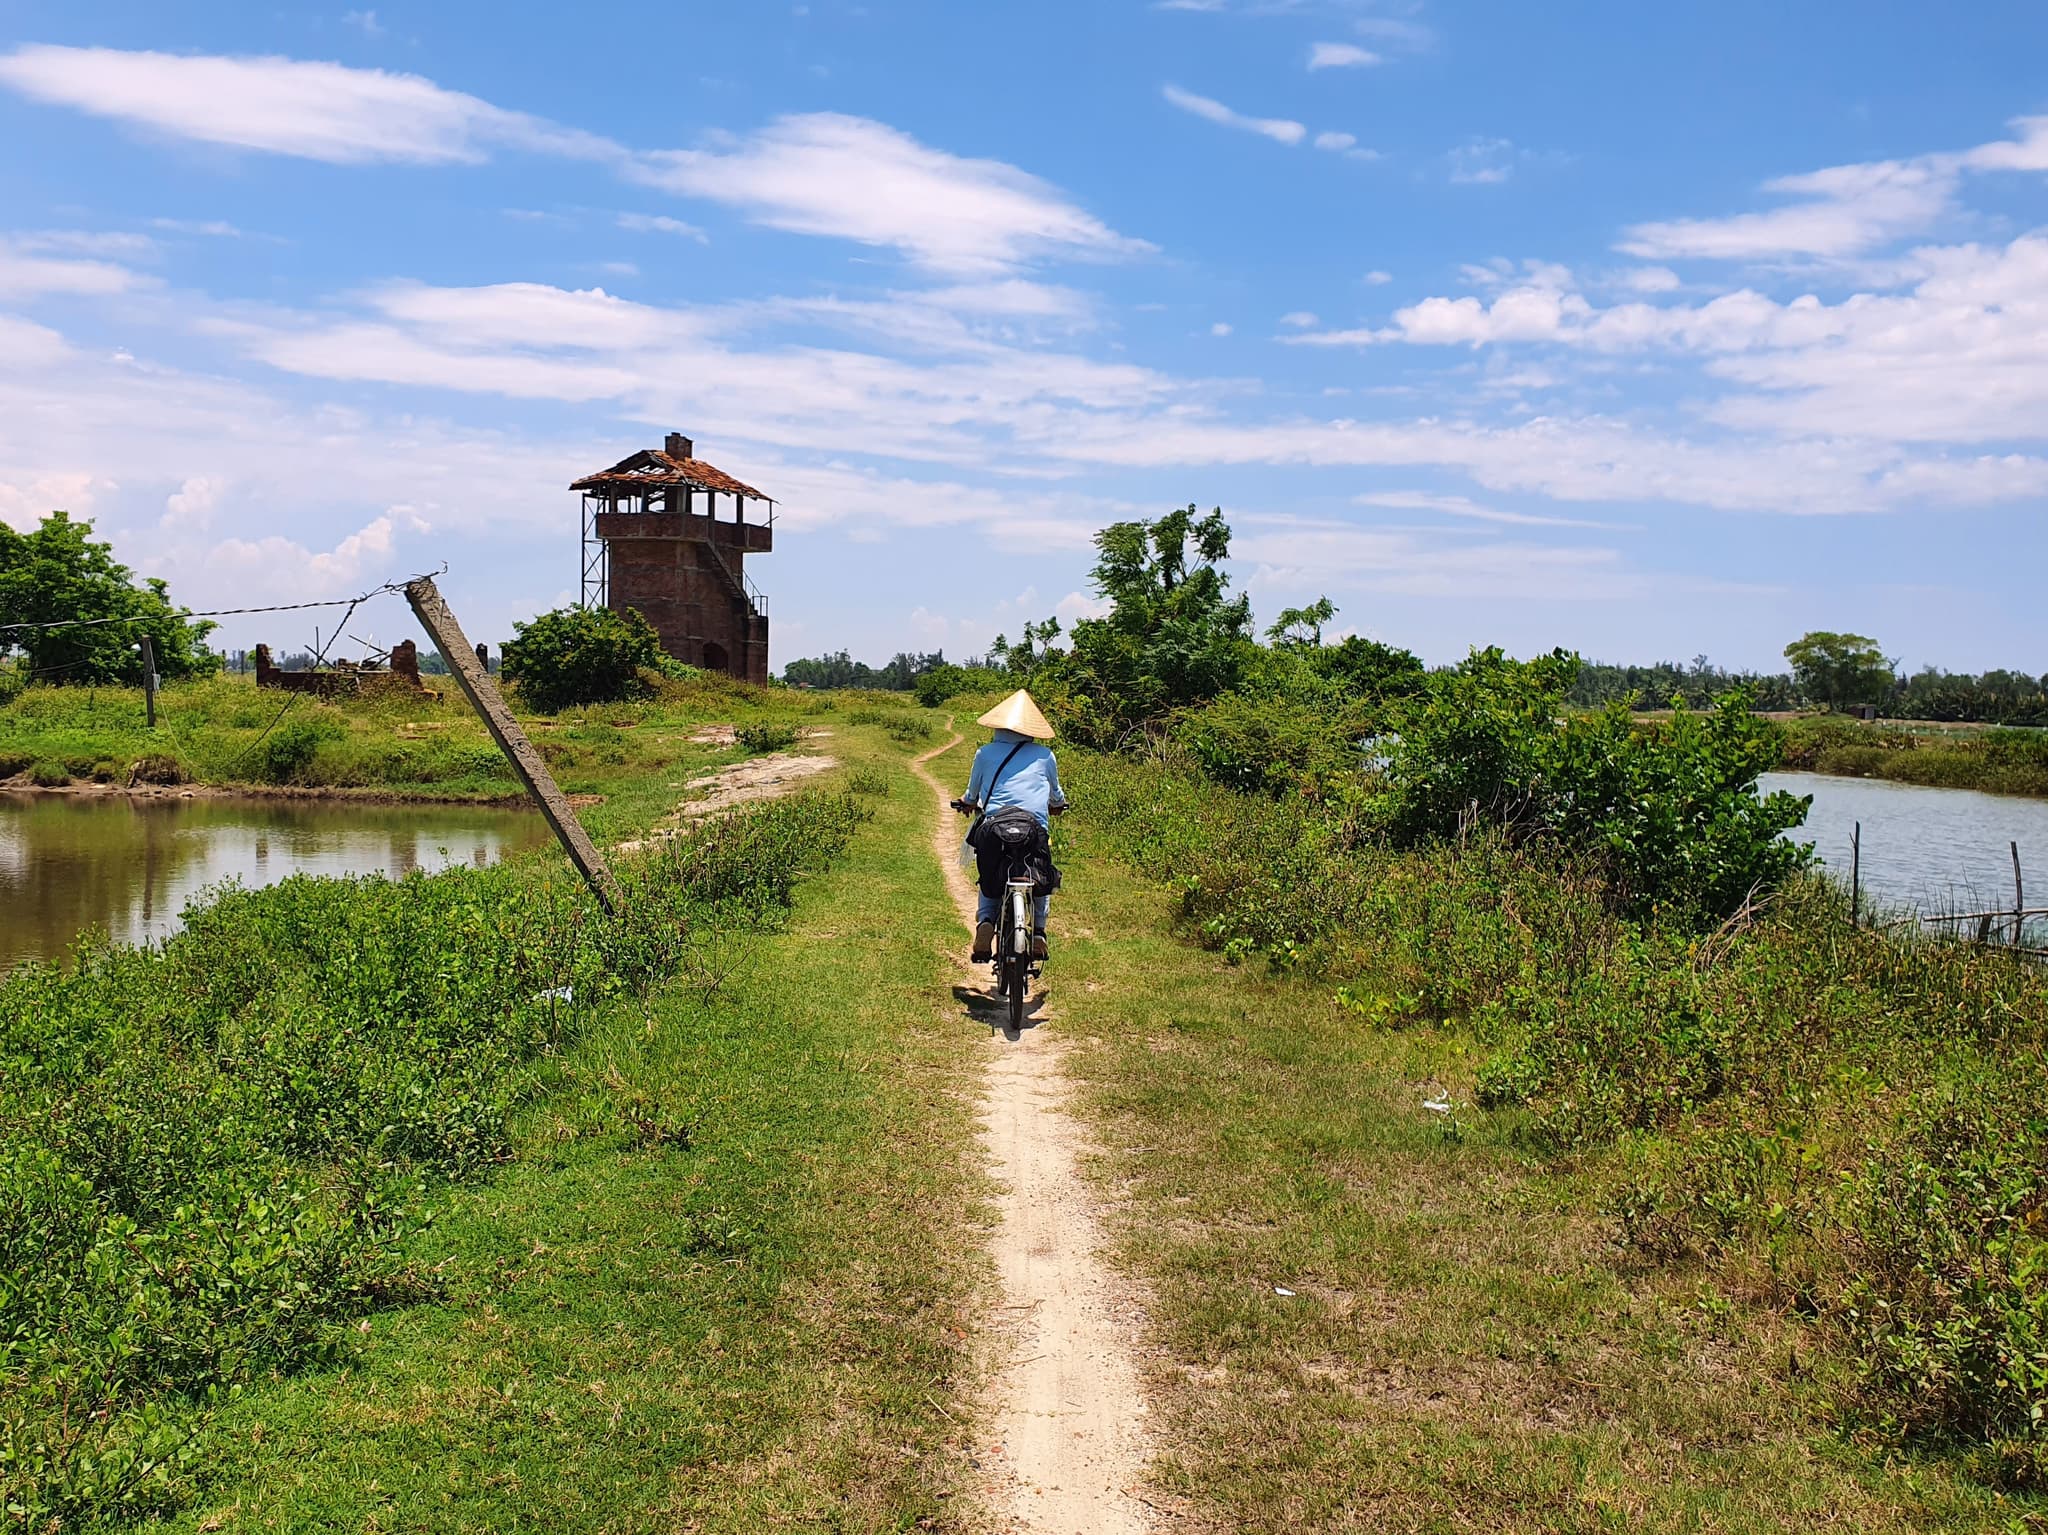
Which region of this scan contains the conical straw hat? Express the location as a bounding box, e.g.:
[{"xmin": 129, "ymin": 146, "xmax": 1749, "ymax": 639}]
[{"xmin": 977, "ymin": 689, "xmax": 1055, "ymax": 740}]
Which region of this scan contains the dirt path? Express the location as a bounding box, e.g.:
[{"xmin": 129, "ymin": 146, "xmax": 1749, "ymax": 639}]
[{"xmin": 910, "ymin": 730, "xmax": 1156, "ymax": 1535}]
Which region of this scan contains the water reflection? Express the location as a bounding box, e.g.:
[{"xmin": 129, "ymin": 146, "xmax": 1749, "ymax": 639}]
[
  {"xmin": 0, "ymin": 792, "xmax": 552, "ymax": 970},
  {"xmin": 1762, "ymin": 771, "xmax": 2048, "ymax": 937}
]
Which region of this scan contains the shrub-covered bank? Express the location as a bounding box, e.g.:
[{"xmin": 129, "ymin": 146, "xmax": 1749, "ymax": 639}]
[
  {"xmin": 1783, "ymin": 715, "xmax": 2048, "ymax": 799},
  {"xmin": 1070, "ymin": 746, "xmax": 2048, "ymax": 1482},
  {"xmin": 1, "ymin": 790, "xmax": 867, "ymax": 1526}
]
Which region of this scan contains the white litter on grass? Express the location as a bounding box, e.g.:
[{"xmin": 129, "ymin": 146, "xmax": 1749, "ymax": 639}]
[
  {"xmin": 1273, "ymin": 1286, "xmax": 1296, "ymax": 1297},
  {"xmin": 1422, "ymin": 1098, "xmax": 1452, "ymax": 1114},
  {"xmin": 536, "ymin": 986, "xmax": 573, "ymax": 1003}
]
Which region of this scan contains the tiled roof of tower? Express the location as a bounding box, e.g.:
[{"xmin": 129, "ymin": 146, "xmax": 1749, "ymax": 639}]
[{"xmin": 569, "ymin": 448, "xmax": 771, "ymax": 501}]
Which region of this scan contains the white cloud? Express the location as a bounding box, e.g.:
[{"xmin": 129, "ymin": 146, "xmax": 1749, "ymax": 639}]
[
  {"xmin": 208, "ymin": 509, "xmax": 423, "ymax": 593},
  {"xmin": 1447, "ymin": 137, "xmax": 1517, "ymax": 185},
  {"xmin": 1235, "ymin": 515, "xmax": 1633, "ymax": 600},
  {"xmin": 1161, "ymin": 84, "xmax": 1306, "ymax": 147},
  {"xmin": 1211, "ymin": 321, "xmax": 1233, "ymax": 336},
  {"xmin": 1363, "ymin": 268, "xmax": 1392, "ymax": 284},
  {"xmin": 616, "ymin": 211, "xmax": 709, "ymax": 242},
  {"xmin": 1308, "ymin": 41, "xmax": 1379, "ymax": 69},
  {"xmin": 13, "ymin": 229, "xmax": 157, "ymax": 259},
  {"xmin": 0, "ymin": 45, "xmax": 620, "ymax": 166},
  {"xmin": 161, "ymin": 475, "xmax": 221, "ymax": 531},
  {"xmin": 1620, "ymin": 158, "xmax": 1954, "ymax": 261},
  {"xmin": 1353, "ymin": 490, "xmax": 1623, "ymax": 529},
  {"xmin": 0, "ymin": 238, "xmax": 150, "ymax": 298},
  {"xmin": 341, "ymin": 9, "xmax": 385, "ymax": 37},
  {"xmin": 1619, "ymin": 265, "xmax": 1681, "ymax": 293},
  {"xmin": 1617, "ymin": 116, "xmax": 2048, "ymax": 262},
  {"xmin": 151, "ymin": 218, "xmax": 255, "ymax": 239},
  {"xmin": 1280, "ymin": 310, "xmax": 1319, "ymax": 328},
  {"xmin": 632, "ymin": 113, "xmax": 1150, "ymax": 275}
]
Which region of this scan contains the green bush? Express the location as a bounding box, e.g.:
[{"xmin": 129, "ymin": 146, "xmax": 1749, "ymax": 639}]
[
  {"xmin": 501, "ymin": 606, "xmax": 676, "ymax": 714},
  {"xmin": 249, "ymin": 715, "xmax": 345, "ymax": 785},
  {"xmin": 1376, "ymin": 651, "xmax": 1809, "ymax": 923},
  {"xmin": 1172, "ymin": 689, "xmax": 1359, "ymax": 795},
  {"xmin": 847, "ymin": 766, "xmax": 890, "ymax": 796},
  {"xmin": 27, "ymin": 758, "xmax": 69, "ymax": 787},
  {"xmin": 735, "ymin": 723, "xmax": 798, "ymax": 754}
]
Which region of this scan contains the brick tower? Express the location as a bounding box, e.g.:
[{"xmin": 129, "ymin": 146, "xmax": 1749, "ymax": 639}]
[{"xmin": 570, "ymin": 433, "xmax": 774, "ymax": 684}]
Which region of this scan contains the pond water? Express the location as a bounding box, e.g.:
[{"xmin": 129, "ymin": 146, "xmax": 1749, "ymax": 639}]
[
  {"xmin": 0, "ymin": 791, "xmax": 552, "ymax": 971},
  {"xmin": 1761, "ymin": 771, "xmax": 2048, "ymax": 933}
]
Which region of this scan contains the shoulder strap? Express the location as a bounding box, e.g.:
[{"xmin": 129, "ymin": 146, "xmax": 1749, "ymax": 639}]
[{"xmin": 972, "ymin": 740, "xmax": 1031, "ymax": 820}]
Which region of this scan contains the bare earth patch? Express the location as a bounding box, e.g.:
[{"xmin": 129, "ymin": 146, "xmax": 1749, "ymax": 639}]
[{"xmin": 613, "ymin": 751, "xmax": 837, "ymax": 854}]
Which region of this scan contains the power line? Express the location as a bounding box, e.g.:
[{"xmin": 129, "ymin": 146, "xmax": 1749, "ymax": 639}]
[{"xmin": 0, "ymin": 571, "xmax": 442, "ymax": 636}]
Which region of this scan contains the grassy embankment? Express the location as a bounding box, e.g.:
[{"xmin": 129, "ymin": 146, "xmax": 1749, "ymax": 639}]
[
  {"xmin": 1781, "ymin": 715, "xmax": 2048, "ymax": 798},
  {"xmin": 944, "ymin": 731, "xmax": 2045, "ymax": 1531},
  {"xmin": 4, "ymin": 689, "xmax": 988, "ymax": 1530},
  {"xmin": 0, "ymin": 670, "xmax": 884, "ymax": 804}
]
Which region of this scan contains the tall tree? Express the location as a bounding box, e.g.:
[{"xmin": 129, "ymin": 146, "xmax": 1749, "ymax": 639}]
[
  {"xmin": 1783, "ymin": 631, "xmax": 1894, "ymax": 711},
  {"xmin": 0, "ymin": 512, "xmax": 219, "ymax": 684},
  {"xmin": 1041, "ymin": 504, "xmax": 1254, "ymax": 737}
]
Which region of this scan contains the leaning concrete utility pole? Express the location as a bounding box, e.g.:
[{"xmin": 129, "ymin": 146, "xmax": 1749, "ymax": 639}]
[{"xmin": 404, "ymin": 575, "xmax": 623, "ymax": 914}]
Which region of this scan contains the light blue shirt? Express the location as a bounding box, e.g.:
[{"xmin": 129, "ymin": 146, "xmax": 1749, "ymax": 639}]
[{"xmin": 964, "ymin": 729, "xmax": 1067, "ymax": 828}]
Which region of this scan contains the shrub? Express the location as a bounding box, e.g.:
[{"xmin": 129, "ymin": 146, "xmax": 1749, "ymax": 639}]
[
  {"xmin": 501, "ymin": 606, "xmax": 675, "ymax": 714},
  {"xmin": 1172, "ymin": 689, "xmax": 1359, "ymax": 795},
  {"xmin": 249, "ymin": 716, "xmax": 345, "ymax": 784},
  {"xmin": 847, "ymin": 766, "xmax": 890, "ymax": 796},
  {"xmin": 734, "ymin": 723, "xmax": 798, "ymax": 754},
  {"xmin": 1377, "ymin": 652, "xmax": 1810, "ymax": 923},
  {"xmin": 129, "ymin": 753, "xmax": 186, "ymax": 786},
  {"xmin": 28, "ymin": 758, "xmax": 69, "ymax": 787}
]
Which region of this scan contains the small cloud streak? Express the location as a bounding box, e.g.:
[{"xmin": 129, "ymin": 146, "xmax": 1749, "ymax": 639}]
[
  {"xmin": 1308, "ymin": 41, "xmax": 1379, "ymax": 70},
  {"xmin": 1162, "ymin": 84, "xmax": 1306, "ymax": 146}
]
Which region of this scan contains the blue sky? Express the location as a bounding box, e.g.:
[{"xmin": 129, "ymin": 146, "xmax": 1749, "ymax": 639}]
[{"xmin": 3, "ymin": 1, "xmax": 2045, "ymax": 673}]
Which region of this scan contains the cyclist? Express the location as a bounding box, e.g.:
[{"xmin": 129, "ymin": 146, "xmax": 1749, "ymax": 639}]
[{"xmin": 958, "ymin": 689, "xmax": 1066, "ymax": 963}]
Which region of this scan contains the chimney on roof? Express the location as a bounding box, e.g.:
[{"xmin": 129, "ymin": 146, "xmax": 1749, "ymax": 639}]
[{"xmin": 665, "ymin": 431, "xmax": 693, "ymax": 459}]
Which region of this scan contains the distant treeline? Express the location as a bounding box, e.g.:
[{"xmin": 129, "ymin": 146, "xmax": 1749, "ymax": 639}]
[
  {"xmin": 1571, "ymin": 658, "xmax": 2048, "ymax": 726},
  {"xmin": 781, "ymin": 649, "xmax": 949, "ymax": 691}
]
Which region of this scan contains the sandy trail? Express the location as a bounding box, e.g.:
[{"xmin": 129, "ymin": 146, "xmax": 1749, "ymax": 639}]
[{"xmin": 910, "ymin": 731, "xmax": 1156, "ymax": 1535}]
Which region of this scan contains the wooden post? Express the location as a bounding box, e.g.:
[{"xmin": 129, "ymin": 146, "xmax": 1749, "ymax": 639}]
[
  {"xmin": 2014, "ymin": 842, "xmax": 2026, "ymax": 948},
  {"xmin": 138, "ymin": 634, "xmax": 158, "ymax": 729},
  {"xmin": 1849, "ymin": 821, "xmax": 1860, "ymax": 928},
  {"xmin": 404, "ymin": 576, "xmax": 623, "ymax": 914}
]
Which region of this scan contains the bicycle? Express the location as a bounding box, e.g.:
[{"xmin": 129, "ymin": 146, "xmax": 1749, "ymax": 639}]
[{"xmin": 951, "ymin": 798, "xmax": 1045, "ymax": 1033}]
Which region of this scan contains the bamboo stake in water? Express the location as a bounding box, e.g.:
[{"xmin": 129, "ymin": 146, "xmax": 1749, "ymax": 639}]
[
  {"xmin": 1850, "ymin": 821, "xmax": 1861, "ymax": 928},
  {"xmin": 2015, "ymin": 841, "xmax": 2026, "ymax": 948}
]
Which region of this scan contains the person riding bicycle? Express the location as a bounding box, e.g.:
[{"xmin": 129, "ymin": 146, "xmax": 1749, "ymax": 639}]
[{"xmin": 959, "ymin": 690, "xmax": 1066, "ymax": 964}]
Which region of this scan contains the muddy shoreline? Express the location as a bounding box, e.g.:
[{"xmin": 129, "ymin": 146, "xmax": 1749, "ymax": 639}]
[{"xmin": 0, "ymin": 776, "xmax": 597, "ymax": 809}]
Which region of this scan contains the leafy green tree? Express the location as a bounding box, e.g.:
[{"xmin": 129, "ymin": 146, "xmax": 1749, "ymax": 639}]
[
  {"xmin": 1265, "ymin": 596, "xmax": 1337, "ymax": 649},
  {"xmin": 1034, "ymin": 504, "xmax": 1254, "ymax": 742},
  {"xmin": 0, "ymin": 512, "xmax": 219, "ymax": 684},
  {"xmin": 1784, "ymin": 631, "xmax": 1894, "ymax": 711},
  {"xmin": 501, "ymin": 605, "xmax": 675, "ymax": 712}
]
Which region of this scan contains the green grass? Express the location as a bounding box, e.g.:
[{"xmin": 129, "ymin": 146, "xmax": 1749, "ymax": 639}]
[
  {"xmin": 0, "ymin": 670, "xmax": 836, "ymax": 802},
  {"xmin": 3, "ymin": 694, "xmax": 988, "ymax": 1530},
  {"xmin": 935, "ymin": 733, "xmax": 2043, "ymax": 1532},
  {"xmin": 149, "ymin": 736, "xmax": 988, "ymax": 1532}
]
